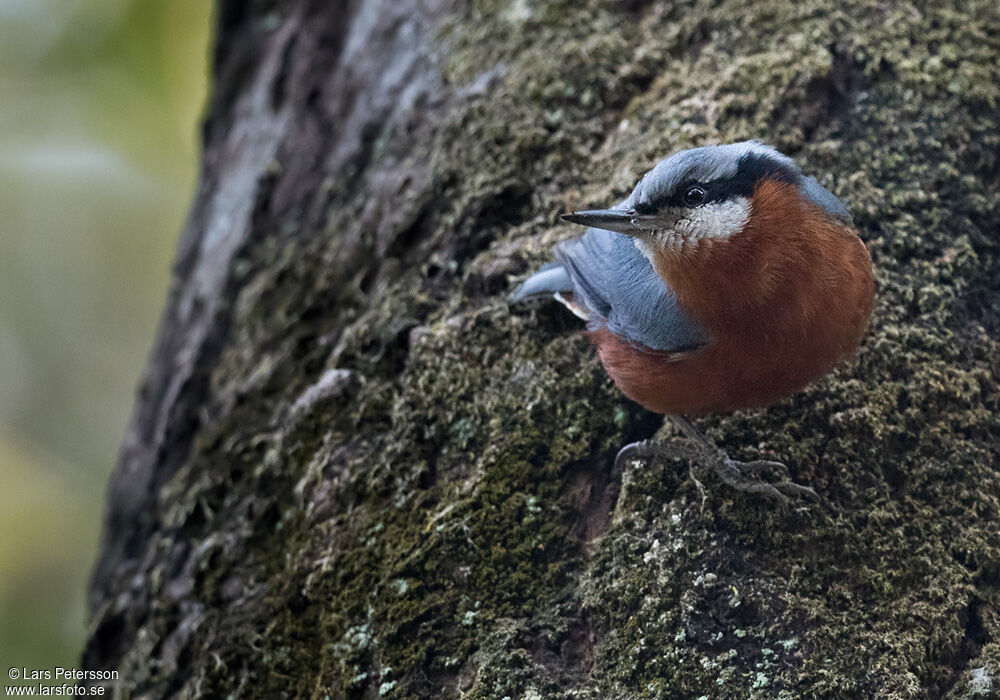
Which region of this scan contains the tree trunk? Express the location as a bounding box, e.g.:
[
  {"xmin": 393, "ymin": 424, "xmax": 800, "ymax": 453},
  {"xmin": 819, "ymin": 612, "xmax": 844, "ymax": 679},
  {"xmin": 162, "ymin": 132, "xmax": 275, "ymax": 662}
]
[{"xmin": 84, "ymin": 1, "xmax": 1000, "ymax": 697}]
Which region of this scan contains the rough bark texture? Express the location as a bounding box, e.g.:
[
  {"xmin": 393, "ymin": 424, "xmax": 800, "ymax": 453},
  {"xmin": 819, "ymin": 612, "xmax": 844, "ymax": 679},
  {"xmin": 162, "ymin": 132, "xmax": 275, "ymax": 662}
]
[{"xmin": 84, "ymin": 1, "xmax": 1000, "ymax": 697}]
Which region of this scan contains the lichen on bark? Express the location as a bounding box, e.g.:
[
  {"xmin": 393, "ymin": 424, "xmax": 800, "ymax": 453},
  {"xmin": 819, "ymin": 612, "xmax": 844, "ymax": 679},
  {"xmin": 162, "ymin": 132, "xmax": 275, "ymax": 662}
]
[{"xmin": 85, "ymin": 0, "xmax": 1000, "ymax": 698}]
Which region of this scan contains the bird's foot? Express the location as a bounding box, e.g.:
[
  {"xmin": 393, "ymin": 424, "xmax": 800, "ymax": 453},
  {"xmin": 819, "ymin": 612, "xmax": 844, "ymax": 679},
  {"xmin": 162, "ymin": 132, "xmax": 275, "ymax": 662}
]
[
  {"xmin": 710, "ymin": 454, "xmax": 818, "ymax": 505},
  {"xmin": 664, "ymin": 415, "xmax": 819, "ymax": 506},
  {"xmin": 615, "ymin": 421, "xmax": 819, "ymax": 506}
]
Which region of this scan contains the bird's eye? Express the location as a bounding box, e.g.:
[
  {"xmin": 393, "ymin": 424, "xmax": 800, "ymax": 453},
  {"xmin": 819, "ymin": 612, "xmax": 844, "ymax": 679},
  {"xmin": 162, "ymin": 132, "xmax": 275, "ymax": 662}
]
[{"xmin": 684, "ymin": 186, "xmax": 707, "ymax": 205}]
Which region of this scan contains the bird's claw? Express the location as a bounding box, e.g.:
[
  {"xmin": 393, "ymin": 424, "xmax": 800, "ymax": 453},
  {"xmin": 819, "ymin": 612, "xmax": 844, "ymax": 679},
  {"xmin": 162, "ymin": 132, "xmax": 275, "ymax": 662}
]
[
  {"xmin": 614, "ymin": 439, "xmax": 661, "ymax": 473},
  {"xmin": 614, "ymin": 439, "xmax": 701, "ymax": 474},
  {"xmin": 735, "ymin": 458, "xmax": 790, "ymax": 479}
]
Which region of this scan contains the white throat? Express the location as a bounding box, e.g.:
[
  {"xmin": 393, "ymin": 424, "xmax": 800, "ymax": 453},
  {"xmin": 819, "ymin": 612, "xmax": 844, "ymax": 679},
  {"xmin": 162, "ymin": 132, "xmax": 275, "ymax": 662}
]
[{"xmin": 632, "ymin": 196, "xmax": 751, "ymax": 262}]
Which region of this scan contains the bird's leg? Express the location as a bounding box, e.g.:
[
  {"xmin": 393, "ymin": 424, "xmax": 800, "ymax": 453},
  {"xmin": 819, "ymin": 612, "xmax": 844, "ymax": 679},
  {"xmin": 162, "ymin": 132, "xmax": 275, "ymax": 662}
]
[{"xmin": 667, "ymin": 415, "xmax": 818, "ymax": 504}]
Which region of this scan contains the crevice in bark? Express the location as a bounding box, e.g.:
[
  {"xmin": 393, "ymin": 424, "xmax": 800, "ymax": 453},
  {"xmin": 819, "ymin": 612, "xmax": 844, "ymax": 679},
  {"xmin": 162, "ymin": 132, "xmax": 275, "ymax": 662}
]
[
  {"xmin": 937, "ymin": 595, "xmax": 990, "ymax": 698},
  {"xmin": 793, "ymin": 45, "xmax": 871, "ymax": 143}
]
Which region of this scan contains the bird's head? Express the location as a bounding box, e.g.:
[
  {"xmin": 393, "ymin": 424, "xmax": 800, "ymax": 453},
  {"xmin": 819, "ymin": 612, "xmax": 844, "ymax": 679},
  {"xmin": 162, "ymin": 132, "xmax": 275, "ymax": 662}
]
[{"xmin": 562, "ymin": 140, "xmax": 851, "ymax": 265}]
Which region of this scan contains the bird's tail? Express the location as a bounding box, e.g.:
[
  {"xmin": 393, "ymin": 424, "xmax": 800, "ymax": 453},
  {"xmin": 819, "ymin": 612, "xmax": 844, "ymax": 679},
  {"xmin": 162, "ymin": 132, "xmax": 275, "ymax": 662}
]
[{"xmin": 508, "ymin": 263, "xmax": 573, "ymax": 303}]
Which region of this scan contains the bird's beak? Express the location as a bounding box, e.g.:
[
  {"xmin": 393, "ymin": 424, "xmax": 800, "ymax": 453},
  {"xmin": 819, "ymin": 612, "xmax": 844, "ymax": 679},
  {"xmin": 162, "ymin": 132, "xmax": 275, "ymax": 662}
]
[{"xmin": 561, "ymin": 209, "xmax": 638, "ymax": 236}]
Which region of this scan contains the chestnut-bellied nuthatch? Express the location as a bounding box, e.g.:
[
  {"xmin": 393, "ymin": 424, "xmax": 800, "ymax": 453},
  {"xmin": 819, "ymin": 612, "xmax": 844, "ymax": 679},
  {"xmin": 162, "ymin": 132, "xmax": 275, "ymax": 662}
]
[{"xmin": 512, "ymin": 141, "xmax": 874, "ymax": 502}]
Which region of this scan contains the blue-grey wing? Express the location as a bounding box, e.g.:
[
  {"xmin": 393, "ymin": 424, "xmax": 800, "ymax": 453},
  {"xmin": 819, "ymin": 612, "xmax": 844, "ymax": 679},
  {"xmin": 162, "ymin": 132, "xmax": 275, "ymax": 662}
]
[{"xmin": 512, "ymin": 228, "xmax": 710, "ymax": 353}]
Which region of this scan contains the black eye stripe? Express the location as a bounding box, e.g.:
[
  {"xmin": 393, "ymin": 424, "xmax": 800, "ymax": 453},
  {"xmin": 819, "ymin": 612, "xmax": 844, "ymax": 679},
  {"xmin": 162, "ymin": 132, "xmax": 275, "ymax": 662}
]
[{"xmin": 633, "ymin": 152, "xmax": 798, "ymax": 214}]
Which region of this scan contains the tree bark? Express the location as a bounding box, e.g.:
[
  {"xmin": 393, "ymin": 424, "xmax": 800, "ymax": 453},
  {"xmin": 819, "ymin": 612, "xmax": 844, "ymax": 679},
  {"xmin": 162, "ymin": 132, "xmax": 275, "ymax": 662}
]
[{"xmin": 84, "ymin": 1, "xmax": 1000, "ymax": 697}]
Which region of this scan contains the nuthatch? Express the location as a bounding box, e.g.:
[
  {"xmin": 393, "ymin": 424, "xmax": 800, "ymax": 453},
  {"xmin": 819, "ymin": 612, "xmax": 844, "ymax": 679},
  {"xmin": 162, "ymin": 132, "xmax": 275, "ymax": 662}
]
[{"xmin": 512, "ymin": 141, "xmax": 874, "ymax": 502}]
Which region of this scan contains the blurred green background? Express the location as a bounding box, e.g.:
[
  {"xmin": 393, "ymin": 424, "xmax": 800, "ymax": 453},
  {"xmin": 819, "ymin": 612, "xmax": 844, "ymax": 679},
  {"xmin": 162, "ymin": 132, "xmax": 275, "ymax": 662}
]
[{"xmin": 0, "ymin": 0, "xmax": 211, "ymax": 672}]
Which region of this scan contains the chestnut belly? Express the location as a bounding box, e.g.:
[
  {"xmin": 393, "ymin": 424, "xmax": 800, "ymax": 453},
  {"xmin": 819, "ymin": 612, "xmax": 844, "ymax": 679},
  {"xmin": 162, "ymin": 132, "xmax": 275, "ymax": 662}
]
[{"xmin": 589, "ymin": 322, "xmax": 865, "ymax": 416}]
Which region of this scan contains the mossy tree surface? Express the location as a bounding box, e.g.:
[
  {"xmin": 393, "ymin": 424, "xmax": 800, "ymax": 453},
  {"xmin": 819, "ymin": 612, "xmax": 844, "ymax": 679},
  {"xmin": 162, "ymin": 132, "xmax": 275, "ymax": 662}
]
[{"xmin": 84, "ymin": 0, "xmax": 1000, "ymax": 698}]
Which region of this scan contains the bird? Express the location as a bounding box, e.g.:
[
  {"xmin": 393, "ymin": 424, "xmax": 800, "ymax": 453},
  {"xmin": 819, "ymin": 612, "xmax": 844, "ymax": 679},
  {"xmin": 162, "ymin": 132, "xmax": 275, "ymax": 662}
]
[{"xmin": 510, "ymin": 140, "xmax": 874, "ymax": 503}]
